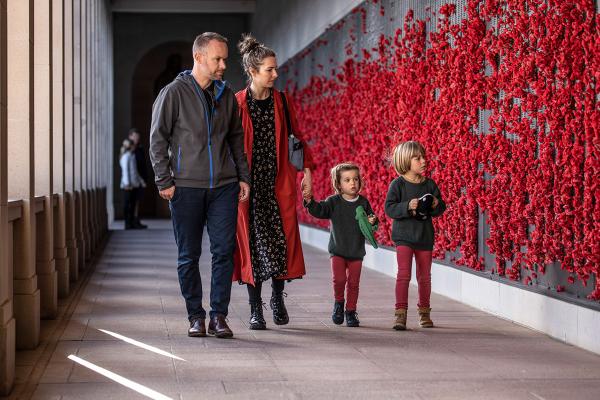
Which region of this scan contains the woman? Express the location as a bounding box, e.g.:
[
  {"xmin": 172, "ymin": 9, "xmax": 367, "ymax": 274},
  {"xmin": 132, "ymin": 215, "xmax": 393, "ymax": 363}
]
[{"xmin": 233, "ymin": 34, "xmax": 315, "ymax": 330}]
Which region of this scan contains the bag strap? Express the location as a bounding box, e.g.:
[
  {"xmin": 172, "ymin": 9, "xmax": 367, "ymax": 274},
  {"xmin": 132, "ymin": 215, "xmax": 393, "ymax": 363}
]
[{"xmin": 280, "ymin": 91, "xmax": 294, "ymax": 138}]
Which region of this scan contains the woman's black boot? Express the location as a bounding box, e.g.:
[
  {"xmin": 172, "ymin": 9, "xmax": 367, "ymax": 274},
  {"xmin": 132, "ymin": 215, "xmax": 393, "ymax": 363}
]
[
  {"xmin": 270, "ymin": 292, "xmax": 289, "ymax": 325},
  {"xmin": 249, "ymin": 302, "xmax": 266, "ymax": 330}
]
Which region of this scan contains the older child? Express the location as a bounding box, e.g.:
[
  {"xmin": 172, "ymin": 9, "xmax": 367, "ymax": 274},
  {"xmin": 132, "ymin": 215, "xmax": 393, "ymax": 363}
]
[
  {"xmin": 303, "ymin": 163, "xmax": 377, "ymax": 327},
  {"xmin": 385, "ymin": 141, "xmax": 446, "ymax": 330}
]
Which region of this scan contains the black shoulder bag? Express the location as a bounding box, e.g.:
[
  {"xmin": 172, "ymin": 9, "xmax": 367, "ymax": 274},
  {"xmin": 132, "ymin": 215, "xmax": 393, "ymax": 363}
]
[{"xmin": 281, "ymin": 92, "xmax": 304, "ymax": 171}]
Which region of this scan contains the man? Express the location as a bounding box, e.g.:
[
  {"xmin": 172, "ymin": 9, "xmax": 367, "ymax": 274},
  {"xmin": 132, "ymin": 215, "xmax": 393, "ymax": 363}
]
[
  {"xmin": 150, "ymin": 32, "xmax": 250, "ymax": 339},
  {"xmin": 128, "ymin": 128, "xmax": 148, "ymax": 229}
]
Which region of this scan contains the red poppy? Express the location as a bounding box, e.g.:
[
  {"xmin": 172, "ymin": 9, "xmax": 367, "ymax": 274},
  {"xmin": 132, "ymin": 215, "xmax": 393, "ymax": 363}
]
[{"xmin": 285, "ymin": 0, "xmax": 599, "ymax": 302}]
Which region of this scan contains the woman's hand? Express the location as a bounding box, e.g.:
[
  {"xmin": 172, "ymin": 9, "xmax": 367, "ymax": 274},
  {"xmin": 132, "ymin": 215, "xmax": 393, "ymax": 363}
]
[
  {"xmin": 432, "ymin": 196, "xmax": 439, "ymax": 209},
  {"xmin": 302, "ymin": 187, "xmax": 312, "ymax": 201},
  {"xmin": 368, "ymin": 215, "xmax": 378, "ymax": 225},
  {"xmin": 301, "ymin": 168, "xmax": 312, "ymax": 195}
]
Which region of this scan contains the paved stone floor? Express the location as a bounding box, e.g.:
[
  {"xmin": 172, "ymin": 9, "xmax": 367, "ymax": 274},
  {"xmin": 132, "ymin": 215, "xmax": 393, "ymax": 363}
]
[{"xmin": 7, "ymin": 220, "xmax": 600, "ymax": 399}]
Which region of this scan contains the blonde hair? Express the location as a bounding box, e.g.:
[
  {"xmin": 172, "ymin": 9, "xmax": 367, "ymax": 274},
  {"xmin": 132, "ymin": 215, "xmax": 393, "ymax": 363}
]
[
  {"xmin": 330, "ymin": 162, "xmax": 363, "ymax": 194},
  {"xmin": 120, "ymin": 138, "xmax": 132, "ymax": 157},
  {"xmin": 392, "ymin": 141, "xmax": 426, "ymax": 175}
]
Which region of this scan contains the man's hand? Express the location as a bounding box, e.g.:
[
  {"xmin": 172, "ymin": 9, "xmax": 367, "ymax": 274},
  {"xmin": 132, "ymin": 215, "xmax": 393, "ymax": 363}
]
[
  {"xmin": 239, "ymin": 182, "xmax": 250, "ymax": 202},
  {"xmin": 159, "ymin": 186, "xmax": 175, "ymax": 201}
]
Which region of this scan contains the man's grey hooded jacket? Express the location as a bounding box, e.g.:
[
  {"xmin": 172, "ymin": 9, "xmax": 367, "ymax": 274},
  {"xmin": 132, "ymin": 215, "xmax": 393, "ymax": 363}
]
[{"xmin": 149, "ymin": 71, "xmax": 250, "ymax": 191}]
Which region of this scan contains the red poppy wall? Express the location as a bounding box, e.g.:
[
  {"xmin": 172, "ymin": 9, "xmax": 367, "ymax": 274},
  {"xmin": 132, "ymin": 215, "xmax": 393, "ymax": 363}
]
[{"xmin": 281, "ymin": 0, "xmax": 600, "ymax": 302}]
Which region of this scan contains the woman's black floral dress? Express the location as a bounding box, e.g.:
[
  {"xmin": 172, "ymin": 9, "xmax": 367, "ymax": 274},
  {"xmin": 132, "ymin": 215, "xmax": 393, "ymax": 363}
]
[{"xmin": 247, "ymin": 91, "xmax": 288, "ymax": 283}]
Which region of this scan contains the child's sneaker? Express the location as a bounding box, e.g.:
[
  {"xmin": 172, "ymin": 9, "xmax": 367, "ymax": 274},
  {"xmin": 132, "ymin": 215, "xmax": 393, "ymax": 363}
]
[
  {"xmin": 393, "ymin": 309, "xmax": 407, "ymax": 330},
  {"xmin": 332, "ymin": 301, "xmax": 344, "ymax": 325},
  {"xmin": 418, "ymin": 307, "xmax": 434, "ymax": 328},
  {"xmin": 345, "ymin": 310, "xmax": 360, "ymax": 327}
]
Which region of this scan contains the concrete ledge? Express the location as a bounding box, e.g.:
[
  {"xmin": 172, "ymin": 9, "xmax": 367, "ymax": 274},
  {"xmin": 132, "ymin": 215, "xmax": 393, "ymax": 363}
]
[
  {"xmin": 13, "ymin": 289, "xmax": 40, "ymax": 349},
  {"xmin": 7, "ymin": 201, "xmax": 22, "ymax": 222},
  {"xmin": 54, "ymin": 255, "xmax": 70, "ymax": 298},
  {"xmin": 66, "ymin": 241, "xmax": 79, "ymax": 282},
  {"xmin": 299, "ymin": 224, "xmax": 600, "ymax": 355},
  {"xmin": 37, "ymin": 266, "xmax": 57, "ymax": 319},
  {"xmin": 0, "ymin": 317, "xmax": 15, "ymax": 396}
]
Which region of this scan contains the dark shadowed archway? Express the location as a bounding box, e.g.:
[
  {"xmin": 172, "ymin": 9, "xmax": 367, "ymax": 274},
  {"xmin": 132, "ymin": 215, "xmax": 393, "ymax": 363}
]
[{"xmin": 131, "ymin": 41, "xmax": 192, "ymax": 219}]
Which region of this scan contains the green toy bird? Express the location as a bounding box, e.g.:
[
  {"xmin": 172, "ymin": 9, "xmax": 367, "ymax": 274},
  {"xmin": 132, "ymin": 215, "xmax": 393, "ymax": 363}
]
[{"xmin": 355, "ymin": 205, "xmax": 378, "ymax": 248}]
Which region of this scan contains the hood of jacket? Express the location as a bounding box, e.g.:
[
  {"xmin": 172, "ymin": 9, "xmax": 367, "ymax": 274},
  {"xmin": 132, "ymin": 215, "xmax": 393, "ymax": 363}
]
[{"xmin": 177, "ymin": 70, "xmax": 227, "ymax": 102}]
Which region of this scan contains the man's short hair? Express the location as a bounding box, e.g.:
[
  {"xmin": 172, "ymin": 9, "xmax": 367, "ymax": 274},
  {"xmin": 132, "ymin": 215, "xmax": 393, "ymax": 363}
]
[
  {"xmin": 128, "ymin": 128, "xmax": 139, "ymax": 136},
  {"xmin": 193, "ymin": 32, "xmax": 228, "ymax": 55}
]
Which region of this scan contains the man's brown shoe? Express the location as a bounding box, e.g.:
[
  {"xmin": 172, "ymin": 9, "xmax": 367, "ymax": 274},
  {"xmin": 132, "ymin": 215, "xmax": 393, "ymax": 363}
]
[
  {"xmin": 208, "ymin": 315, "xmax": 234, "ymax": 338},
  {"xmin": 188, "ymin": 318, "xmax": 206, "ymax": 337}
]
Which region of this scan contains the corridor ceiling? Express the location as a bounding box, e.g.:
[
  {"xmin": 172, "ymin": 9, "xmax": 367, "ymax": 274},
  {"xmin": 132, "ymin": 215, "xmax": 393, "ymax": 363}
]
[{"xmin": 111, "ymin": 0, "xmax": 256, "ymax": 13}]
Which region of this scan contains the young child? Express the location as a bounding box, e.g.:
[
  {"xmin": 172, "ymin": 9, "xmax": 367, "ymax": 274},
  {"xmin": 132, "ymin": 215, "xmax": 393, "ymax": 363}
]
[
  {"xmin": 303, "ymin": 163, "xmax": 377, "ymax": 327},
  {"xmin": 385, "ymin": 141, "xmax": 446, "ymax": 330}
]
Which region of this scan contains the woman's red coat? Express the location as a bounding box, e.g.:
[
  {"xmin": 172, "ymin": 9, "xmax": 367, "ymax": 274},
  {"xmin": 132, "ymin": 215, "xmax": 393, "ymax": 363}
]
[{"xmin": 232, "ymin": 88, "xmax": 315, "ymax": 286}]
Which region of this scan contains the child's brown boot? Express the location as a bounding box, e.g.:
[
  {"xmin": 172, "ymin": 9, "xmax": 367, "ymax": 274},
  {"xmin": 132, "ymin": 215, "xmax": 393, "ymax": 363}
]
[
  {"xmin": 393, "ymin": 309, "xmax": 407, "ymax": 331},
  {"xmin": 418, "ymin": 307, "xmax": 434, "ymax": 328}
]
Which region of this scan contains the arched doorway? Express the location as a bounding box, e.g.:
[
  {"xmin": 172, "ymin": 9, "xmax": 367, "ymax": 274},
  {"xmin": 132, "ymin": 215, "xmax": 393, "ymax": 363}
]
[{"xmin": 131, "ymin": 41, "xmax": 192, "ymax": 219}]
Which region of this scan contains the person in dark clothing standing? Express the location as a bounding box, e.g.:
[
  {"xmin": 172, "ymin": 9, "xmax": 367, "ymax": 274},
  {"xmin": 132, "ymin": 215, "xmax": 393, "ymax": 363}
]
[
  {"xmin": 119, "ymin": 138, "xmax": 145, "ymax": 229},
  {"xmin": 150, "ymin": 32, "xmax": 251, "ymax": 339},
  {"xmin": 128, "ymin": 128, "xmax": 148, "ymax": 229},
  {"xmin": 303, "ymin": 163, "xmax": 378, "ymax": 328},
  {"xmin": 385, "ymin": 141, "xmax": 446, "ymax": 331}
]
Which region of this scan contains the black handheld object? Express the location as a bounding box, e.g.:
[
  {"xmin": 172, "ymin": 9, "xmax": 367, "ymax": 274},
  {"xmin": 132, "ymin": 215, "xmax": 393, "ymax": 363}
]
[{"xmin": 414, "ymin": 193, "xmax": 434, "ymax": 220}]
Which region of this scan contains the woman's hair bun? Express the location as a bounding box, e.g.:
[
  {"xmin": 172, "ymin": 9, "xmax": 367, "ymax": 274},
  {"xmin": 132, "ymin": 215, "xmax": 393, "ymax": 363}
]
[{"xmin": 237, "ymin": 34, "xmax": 261, "ymax": 55}]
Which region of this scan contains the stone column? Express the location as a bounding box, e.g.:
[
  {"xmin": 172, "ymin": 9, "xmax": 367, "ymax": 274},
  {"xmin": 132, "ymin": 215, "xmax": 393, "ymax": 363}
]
[
  {"xmin": 102, "ymin": 2, "xmax": 112, "ymax": 228},
  {"xmin": 7, "ymin": 0, "xmax": 40, "ymax": 350},
  {"xmin": 87, "ymin": 0, "xmax": 97, "ymax": 249},
  {"xmin": 34, "ymin": 0, "xmax": 57, "ymax": 320},
  {"xmin": 93, "ymin": 0, "xmax": 98, "ymax": 240},
  {"xmin": 81, "ymin": 0, "xmax": 92, "ymax": 261},
  {"xmin": 92, "ymin": 2, "xmax": 99, "ymax": 244},
  {"xmin": 72, "ymin": 0, "xmax": 85, "ymax": 271},
  {"xmin": 52, "ymin": 0, "xmax": 69, "ymax": 298},
  {"xmin": 63, "ymin": 0, "xmax": 78, "ymax": 282},
  {"xmin": 0, "ymin": 0, "xmax": 16, "ymax": 394}
]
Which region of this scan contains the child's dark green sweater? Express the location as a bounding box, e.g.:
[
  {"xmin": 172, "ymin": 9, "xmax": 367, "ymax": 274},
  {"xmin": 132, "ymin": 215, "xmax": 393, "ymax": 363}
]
[
  {"xmin": 305, "ymin": 194, "xmax": 375, "ymax": 260},
  {"xmin": 384, "ymin": 176, "xmax": 446, "ymax": 250}
]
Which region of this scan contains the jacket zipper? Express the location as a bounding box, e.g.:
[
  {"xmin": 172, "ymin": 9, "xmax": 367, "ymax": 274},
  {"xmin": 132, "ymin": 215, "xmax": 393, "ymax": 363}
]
[
  {"xmin": 208, "ymin": 104, "xmax": 214, "ymax": 188},
  {"xmin": 191, "ymin": 78, "xmax": 214, "ymax": 188}
]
